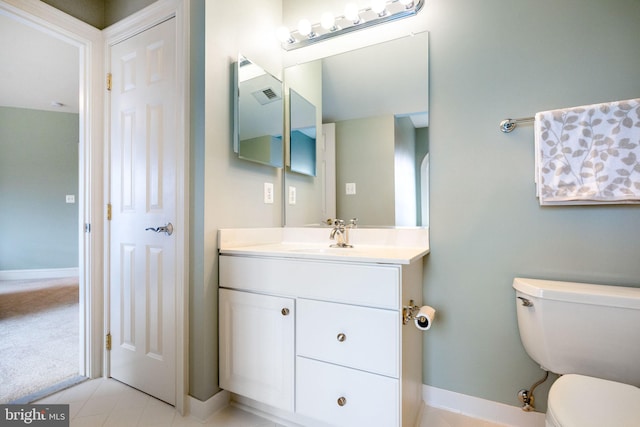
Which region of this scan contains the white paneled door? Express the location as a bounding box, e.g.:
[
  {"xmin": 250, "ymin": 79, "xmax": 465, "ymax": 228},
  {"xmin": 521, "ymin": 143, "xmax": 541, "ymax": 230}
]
[{"xmin": 109, "ymin": 18, "xmax": 177, "ymax": 405}]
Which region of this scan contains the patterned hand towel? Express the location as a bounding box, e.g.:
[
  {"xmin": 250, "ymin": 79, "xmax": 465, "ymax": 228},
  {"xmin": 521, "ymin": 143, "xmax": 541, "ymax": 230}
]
[{"xmin": 534, "ymin": 98, "xmax": 640, "ymax": 205}]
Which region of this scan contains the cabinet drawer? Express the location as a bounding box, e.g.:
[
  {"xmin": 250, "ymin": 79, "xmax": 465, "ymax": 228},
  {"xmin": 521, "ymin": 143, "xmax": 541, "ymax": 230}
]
[
  {"xmin": 297, "ymin": 298, "xmax": 399, "ymax": 377},
  {"xmin": 219, "ymin": 255, "xmax": 400, "ymax": 309},
  {"xmin": 296, "ymin": 357, "xmax": 399, "ymax": 427}
]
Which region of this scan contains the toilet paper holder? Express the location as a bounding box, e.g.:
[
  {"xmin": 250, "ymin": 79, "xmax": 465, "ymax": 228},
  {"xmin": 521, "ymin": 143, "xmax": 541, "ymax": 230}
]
[{"xmin": 402, "ymin": 300, "xmax": 422, "ymax": 325}]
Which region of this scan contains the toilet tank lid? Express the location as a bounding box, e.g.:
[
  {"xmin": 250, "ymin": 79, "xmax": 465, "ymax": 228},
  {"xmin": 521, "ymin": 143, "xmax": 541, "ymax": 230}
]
[{"xmin": 513, "ymin": 277, "xmax": 640, "ymax": 309}]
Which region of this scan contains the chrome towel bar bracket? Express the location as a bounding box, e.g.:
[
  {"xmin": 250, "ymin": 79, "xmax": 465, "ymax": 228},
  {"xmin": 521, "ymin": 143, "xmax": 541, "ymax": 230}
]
[{"xmin": 499, "ymin": 116, "xmax": 535, "ymax": 133}]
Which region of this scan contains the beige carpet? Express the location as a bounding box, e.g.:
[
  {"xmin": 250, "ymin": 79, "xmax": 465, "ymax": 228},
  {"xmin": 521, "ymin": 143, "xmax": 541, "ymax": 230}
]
[{"xmin": 0, "ymin": 277, "xmax": 80, "ymax": 403}]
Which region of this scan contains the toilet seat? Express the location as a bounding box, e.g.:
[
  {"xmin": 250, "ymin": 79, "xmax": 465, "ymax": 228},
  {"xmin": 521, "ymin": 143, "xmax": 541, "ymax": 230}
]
[{"xmin": 546, "ymin": 374, "xmax": 640, "ymax": 427}]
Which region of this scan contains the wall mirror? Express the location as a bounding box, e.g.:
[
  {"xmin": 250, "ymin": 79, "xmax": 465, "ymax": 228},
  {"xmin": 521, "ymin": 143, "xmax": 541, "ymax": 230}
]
[
  {"xmin": 233, "ymin": 55, "xmax": 284, "ymax": 168},
  {"xmin": 289, "ymin": 89, "xmax": 317, "ymax": 176},
  {"xmin": 283, "ymin": 32, "xmax": 429, "ymax": 227}
]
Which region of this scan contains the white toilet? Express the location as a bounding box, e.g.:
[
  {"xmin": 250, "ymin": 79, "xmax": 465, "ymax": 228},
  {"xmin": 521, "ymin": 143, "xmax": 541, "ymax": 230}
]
[{"xmin": 513, "ymin": 277, "xmax": 640, "ymax": 427}]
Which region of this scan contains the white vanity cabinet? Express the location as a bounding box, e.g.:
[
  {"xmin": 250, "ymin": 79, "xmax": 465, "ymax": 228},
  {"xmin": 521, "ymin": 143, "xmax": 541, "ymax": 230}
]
[{"xmin": 219, "ymin": 251, "xmax": 425, "ymax": 427}]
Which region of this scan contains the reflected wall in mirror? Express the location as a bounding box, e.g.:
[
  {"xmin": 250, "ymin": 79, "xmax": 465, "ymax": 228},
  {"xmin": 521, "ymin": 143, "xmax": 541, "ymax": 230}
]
[
  {"xmin": 233, "ymin": 55, "xmax": 284, "ymax": 168},
  {"xmin": 283, "ymin": 32, "xmax": 429, "ymax": 227},
  {"xmin": 289, "ymin": 89, "xmax": 317, "ymax": 176}
]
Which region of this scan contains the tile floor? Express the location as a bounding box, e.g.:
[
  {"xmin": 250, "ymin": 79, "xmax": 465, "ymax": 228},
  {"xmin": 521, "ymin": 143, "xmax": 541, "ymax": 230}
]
[{"xmin": 35, "ymin": 378, "xmax": 505, "ymax": 427}]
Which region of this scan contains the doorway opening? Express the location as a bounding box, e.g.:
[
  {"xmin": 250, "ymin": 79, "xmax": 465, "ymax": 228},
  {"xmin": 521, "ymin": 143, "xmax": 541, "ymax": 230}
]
[{"xmin": 0, "ymin": 0, "xmax": 103, "ymax": 402}]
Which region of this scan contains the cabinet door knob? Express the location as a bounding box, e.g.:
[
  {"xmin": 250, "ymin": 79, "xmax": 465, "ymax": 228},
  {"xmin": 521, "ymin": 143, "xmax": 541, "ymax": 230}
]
[
  {"xmin": 281, "ymin": 308, "xmax": 290, "ymax": 316},
  {"xmin": 337, "ymin": 333, "xmax": 346, "ymax": 342},
  {"xmin": 337, "ymin": 396, "xmax": 347, "ymax": 407}
]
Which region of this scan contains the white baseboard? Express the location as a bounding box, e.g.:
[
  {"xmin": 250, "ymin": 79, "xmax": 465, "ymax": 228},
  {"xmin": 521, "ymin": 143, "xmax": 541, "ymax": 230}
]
[
  {"xmin": 0, "ymin": 268, "xmax": 79, "ymax": 281},
  {"xmin": 187, "ymin": 390, "xmax": 230, "ymax": 421},
  {"xmin": 231, "ymin": 394, "xmax": 326, "ymax": 427},
  {"xmin": 187, "ymin": 385, "xmax": 546, "ymax": 426},
  {"xmin": 423, "ymin": 385, "xmax": 546, "ymax": 427}
]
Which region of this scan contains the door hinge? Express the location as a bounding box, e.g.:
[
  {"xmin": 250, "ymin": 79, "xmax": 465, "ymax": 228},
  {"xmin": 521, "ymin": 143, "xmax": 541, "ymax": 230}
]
[
  {"xmin": 106, "ymin": 73, "xmax": 112, "ymax": 91},
  {"xmin": 84, "ymin": 223, "xmax": 91, "ymax": 233},
  {"xmin": 106, "ymin": 333, "xmax": 112, "ymax": 351},
  {"xmin": 107, "ymin": 203, "xmax": 112, "ymax": 221}
]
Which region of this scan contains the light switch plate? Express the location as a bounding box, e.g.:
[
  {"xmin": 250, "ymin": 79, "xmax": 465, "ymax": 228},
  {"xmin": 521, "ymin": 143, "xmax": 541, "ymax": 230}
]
[
  {"xmin": 264, "ymin": 182, "xmax": 274, "ymax": 204},
  {"xmin": 288, "ymin": 186, "xmax": 296, "ymax": 205},
  {"xmin": 66, "ymin": 195, "xmax": 75, "ymax": 203},
  {"xmin": 345, "ymin": 183, "xmax": 356, "ymax": 195}
]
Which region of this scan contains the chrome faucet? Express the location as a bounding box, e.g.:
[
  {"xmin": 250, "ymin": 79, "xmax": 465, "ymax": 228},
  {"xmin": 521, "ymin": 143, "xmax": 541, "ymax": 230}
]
[{"xmin": 327, "ymin": 218, "xmax": 357, "ymax": 248}]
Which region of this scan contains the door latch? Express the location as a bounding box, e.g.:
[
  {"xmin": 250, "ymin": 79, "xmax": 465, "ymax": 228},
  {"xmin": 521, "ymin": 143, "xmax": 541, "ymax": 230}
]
[{"xmin": 145, "ymin": 222, "xmax": 174, "ymax": 236}]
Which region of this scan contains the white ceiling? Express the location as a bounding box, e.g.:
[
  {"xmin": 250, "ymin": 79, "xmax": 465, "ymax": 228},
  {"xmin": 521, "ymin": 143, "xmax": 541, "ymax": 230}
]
[{"xmin": 0, "ymin": 12, "xmax": 79, "ymax": 113}]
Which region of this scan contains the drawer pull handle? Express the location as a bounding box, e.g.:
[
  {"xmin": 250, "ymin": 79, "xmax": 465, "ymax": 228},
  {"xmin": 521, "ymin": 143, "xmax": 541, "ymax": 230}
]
[
  {"xmin": 337, "ymin": 396, "xmax": 347, "ymax": 407},
  {"xmin": 337, "ymin": 333, "xmax": 346, "ymax": 342},
  {"xmin": 281, "ymin": 308, "xmax": 290, "ymax": 316}
]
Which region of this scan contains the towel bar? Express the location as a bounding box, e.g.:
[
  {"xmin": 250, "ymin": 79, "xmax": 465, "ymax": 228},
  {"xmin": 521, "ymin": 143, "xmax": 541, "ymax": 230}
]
[{"xmin": 499, "ymin": 116, "xmax": 535, "ymax": 133}]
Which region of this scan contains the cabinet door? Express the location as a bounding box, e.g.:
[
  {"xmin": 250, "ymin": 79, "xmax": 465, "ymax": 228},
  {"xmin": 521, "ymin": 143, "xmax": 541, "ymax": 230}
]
[{"xmin": 219, "ymin": 288, "xmax": 295, "ymax": 411}]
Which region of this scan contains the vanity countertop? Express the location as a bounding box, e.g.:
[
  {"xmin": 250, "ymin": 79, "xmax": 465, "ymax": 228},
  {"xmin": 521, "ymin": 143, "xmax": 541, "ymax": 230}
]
[{"xmin": 218, "ymin": 227, "xmax": 429, "ymax": 265}]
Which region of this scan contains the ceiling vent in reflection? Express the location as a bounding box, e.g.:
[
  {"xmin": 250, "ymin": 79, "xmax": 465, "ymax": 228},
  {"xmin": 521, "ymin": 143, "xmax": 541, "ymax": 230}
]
[{"xmin": 252, "ymin": 87, "xmax": 281, "ymax": 105}]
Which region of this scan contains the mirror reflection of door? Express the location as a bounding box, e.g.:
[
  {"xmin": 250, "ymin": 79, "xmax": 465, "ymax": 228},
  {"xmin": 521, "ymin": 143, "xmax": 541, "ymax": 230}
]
[
  {"xmin": 289, "ymin": 89, "xmax": 317, "ymax": 177},
  {"xmin": 0, "ymin": 12, "xmax": 81, "ymax": 403}
]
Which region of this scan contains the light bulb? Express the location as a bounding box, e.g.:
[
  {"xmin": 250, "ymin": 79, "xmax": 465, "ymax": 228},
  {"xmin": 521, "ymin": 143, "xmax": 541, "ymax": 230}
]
[
  {"xmin": 371, "ymin": 0, "xmax": 387, "ymax": 16},
  {"xmin": 321, "ymin": 12, "xmax": 337, "ymax": 31},
  {"xmin": 344, "ymin": 3, "xmax": 361, "ymax": 24},
  {"xmin": 399, "ymin": 0, "xmax": 414, "ymax": 6},
  {"xmin": 276, "ymin": 26, "xmax": 294, "ymax": 43},
  {"xmin": 297, "ymin": 19, "xmax": 314, "ymax": 38}
]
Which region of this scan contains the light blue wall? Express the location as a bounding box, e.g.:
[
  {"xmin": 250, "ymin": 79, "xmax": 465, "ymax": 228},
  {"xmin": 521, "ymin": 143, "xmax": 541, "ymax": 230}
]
[
  {"xmin": 336, "ymin": 115, "xmax": 396, "ymax": 225},
  {"xmin": 189, "ymin": 0, "xmax": 209, "ymax": 401},
  {"xmin": 423, "ymin": 0, "xmax": 640, "ymax": 412},
  {"xmin": 0, "ymin": 107, "xmax": 79, "ymax": 271}
]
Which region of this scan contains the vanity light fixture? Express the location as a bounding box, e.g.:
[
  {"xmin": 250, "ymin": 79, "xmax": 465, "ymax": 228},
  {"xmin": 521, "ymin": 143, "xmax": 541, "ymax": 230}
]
[
  {"xmin": 371, "ymin": 0, "xmax": 388, "ymax": 17},
  {"xmin": 276, "ymin": 26, "xmax": 295, "ymax": 44},
  {"xmin": 344, "ymin": 3, "xmax": 362, "ymax": 24},
  {"xmin": 320, "ymin": 12, "xmax": 339, "ymax": 32},
  {"xmin": 297, "ymin": 19, "xmax": 315, "ymax": 38},
  {"xmin": 276, "ymin": 0, "xmax": 424, "ymax": 51}
]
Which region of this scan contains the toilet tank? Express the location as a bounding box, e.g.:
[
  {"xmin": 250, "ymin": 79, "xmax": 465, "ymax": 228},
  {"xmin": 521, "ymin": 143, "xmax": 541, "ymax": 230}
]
[{"xmin": 513, "ymin": 277, "xmax": 640, "ymax": 387}]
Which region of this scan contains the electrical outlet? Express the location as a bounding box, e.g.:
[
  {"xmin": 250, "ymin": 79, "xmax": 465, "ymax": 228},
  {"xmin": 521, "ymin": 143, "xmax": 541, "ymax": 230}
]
[
  {"xmin": 66, "ymin": 195, "xmax": 75, "ymax": 203},
  {"xmin": 264, "ymin": 182, "xmax": 274, "ymax": 204},
  {"xmin": 345, "ymin": 183, "xmax": 356, "ymax": 195},
  {"xmin": 288, "ymin": 186, "xmax": 296, "ymax": 205}
]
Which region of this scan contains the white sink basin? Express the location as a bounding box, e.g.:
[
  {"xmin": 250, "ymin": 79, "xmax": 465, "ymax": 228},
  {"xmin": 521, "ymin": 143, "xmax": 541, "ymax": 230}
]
[{"xmin": 218, "ymin": 227, "xmax": 430, "ymax": 264}]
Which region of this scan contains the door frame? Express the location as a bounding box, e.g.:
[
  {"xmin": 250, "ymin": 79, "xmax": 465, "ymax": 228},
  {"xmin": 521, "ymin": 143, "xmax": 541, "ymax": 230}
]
[
  {"xmin": 0, "ymin": 0, "xmax": 104, "ymax": 380},
  {"xmin": 103, "ymin": 0, "xmax": 189, "ymax": 413}
]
